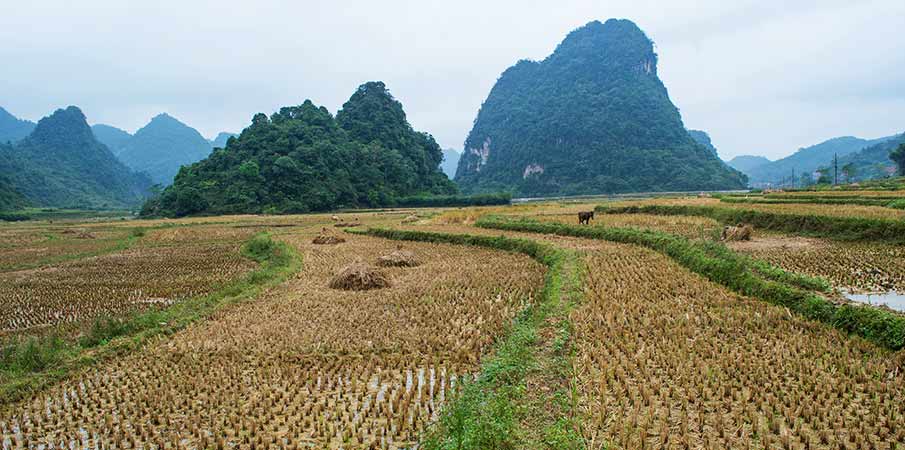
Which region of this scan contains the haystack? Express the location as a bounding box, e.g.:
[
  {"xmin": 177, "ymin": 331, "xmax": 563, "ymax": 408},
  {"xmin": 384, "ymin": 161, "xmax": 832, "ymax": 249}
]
[
  {"xmin": 329, "ymin": 262, "xmax": 391, "ymax": 290},
  {"xmin": 377, "ymin": 247, "xmax": 419, "ymax": 267},
  {"xmin": 401, "ymin": 214, "xmax": 419, "ymax": 224},
  {"xmin": 312, "ymin": 228, "xmax": 345, "ymax": 245},
  {"xmin": 721, "ymin": 224, "xmax": 753, "ymax": 241}
]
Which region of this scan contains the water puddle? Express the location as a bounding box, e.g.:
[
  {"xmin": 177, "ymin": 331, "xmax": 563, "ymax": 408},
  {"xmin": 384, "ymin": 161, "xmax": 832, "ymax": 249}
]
[{"xmin": 842, "ymin": 290, "xmax": 905, "ymax": 312}]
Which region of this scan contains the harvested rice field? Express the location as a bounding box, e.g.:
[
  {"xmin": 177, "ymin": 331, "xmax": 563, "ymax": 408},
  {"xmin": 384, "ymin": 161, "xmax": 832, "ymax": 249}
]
[
  {"xmin": 0, "ymin": 220, "xmax": 545, "ymax": 448},
  {"xmin": 0, "ymin": 224, "xmax": 258, "ymax": 337},
  {"xmin": 729, "ymin": 233, "xmax": 905, "ymax": 293},
  {"xmin": 575, "ymin": 242, "xmax": 905, "ymax": 449},
  {"xmin": 3, "ymin": 198, "xmax": 905, "ymax": 449}
]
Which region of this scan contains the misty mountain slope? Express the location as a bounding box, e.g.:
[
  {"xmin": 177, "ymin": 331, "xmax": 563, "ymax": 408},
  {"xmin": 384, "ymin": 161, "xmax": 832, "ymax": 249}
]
[
  {"xmin": 0, "ymin": 107, "xmax": 151, "ymax": 208},
  {"xmin": 454, "ymin": 19, "xmax": 747, "ymax": 196},
  {"xmin": 0, "ymin": 107, "xmax": 36, "ymax": 144},
  {"xmin": 117, "ymin": 113, "xmax": 213, "ymax": 185},
  {"xmin": 744, "ymin": 135, "xmax": 895, "ymax": 184},
  {"xmin": 210, "ymin": 132, "xmax": 237, "ymax": 149},
  {"xmin": 91, "ymin": 124, "xmax": 132, "ymax": 155},
  {"xmin": 440, "ymin": 149, "xmax": 460, "ymax": 178},
  {"xmin": 727, "ymin": 155, "xmax": 772, "ymax": 173},
  {"xmin": 143, "ymin": 81, "xmax": 456, "ymax": 217}
]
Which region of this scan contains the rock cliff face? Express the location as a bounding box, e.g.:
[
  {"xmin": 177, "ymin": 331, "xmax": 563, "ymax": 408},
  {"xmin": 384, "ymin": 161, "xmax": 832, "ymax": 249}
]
[{"xmin": 455, "ymin": 19, "xmax": 746, "ymax": 196}]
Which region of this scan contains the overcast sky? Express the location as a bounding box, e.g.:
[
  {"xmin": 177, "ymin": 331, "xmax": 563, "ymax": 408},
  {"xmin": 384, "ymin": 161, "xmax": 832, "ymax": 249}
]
[{"xmin": 2, "ymin": 0, "xmax": 903, "ymax": 160}]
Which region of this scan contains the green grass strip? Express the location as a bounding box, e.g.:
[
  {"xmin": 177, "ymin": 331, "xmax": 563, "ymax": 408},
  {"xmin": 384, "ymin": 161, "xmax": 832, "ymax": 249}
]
[
  {"xmin": 719, "ymin": 196, "xmax": 896, "ymax": 207},
  {"xmin": 352, "ymin": 227, "xmax": 583, "ymax": 449},
  {"xmin": 475, "ymin": 216, "xmax": 905, "ymax": 351},
  {"xmin": 597, "ymin": 204, "xmax": 905, "ymax": 243},
  {"xmin": 0, "ymin": 232, "xmax": 301, "ymax": 404}
]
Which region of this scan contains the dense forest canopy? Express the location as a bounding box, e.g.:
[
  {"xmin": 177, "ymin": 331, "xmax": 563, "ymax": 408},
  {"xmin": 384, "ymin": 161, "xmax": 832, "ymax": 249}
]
[
  {"xmin": 454, "ymin": 19, "xmax": 747, "ymax": 196},
  {"xmin": 892, "ymin": 143, "xmax": 905, "ymax": 176},
  {"xmin": 142, "ymin": 82, "xmax": 457, "ymax": 217},
  {"xmin": 0, "ymin": 106, "xmax": 151, "ymax": 208}
]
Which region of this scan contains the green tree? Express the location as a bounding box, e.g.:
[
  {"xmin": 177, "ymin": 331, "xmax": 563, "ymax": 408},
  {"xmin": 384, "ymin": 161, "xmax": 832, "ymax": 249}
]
[
  {"xmin": 841, "ymin": 162, "xmax": 857, "ymax": 182},
  {"xmin": 891, "ymin": 143, "xmax": 905, "ymax": 176},
  {"xmin": 816, "ymin": 167, "xmax": 832, "ymax": 184},
  {"xmin": 143, "ymin": 82, "xmax": 459, "ymax": 217}
]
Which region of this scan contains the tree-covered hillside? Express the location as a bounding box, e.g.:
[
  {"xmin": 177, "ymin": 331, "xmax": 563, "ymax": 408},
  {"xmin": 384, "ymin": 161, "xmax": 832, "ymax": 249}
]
[
  {"xmin": 0, "ymin": 166, "xmax": 29, "ymax": 211},
  {"xmin": 117, "ymin": 113, "xmax": 213, "ymax": 185},
  {"xmin": 455, "ymin": 19, "xmax": 747, "ymax": 196},
  {"xmin": 0, "ymin": 107, "xmax": 151, "ymax": 208},
  {"xmin": 91, "ymin": 124, "xmax": 133, "ymax": 155},
  {"xmin": 823, "ymin": 133, "xmax": 905, "ymax": 181},
  {"xmin": 0, "ymin": 106, "xmax": 36, "ymax": 144},
  {"xmin": 688, "ymin": 130, "xmax": 718, "ymax": 157},
  {"xmin": 440, "ymin": 149, "xmax": 460, "ymax": 178},
  {"xmin": 142, "ymin": 82, "xmax": 457, "ymax": 217},
  {"xmin": 743, "ymin": 135, "xmax": 894, "ymax": 185}
]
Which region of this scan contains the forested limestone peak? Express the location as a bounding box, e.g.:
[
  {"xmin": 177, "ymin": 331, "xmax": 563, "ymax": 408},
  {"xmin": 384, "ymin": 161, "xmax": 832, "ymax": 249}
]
[{"xmin": 455, "ymin": 19, "xmax": 746, "ymax": 196}]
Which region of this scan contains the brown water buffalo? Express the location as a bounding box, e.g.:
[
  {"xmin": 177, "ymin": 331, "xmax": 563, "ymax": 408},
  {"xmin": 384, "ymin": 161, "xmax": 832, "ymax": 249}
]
[{"xmin": 578, "ymin": 211, "xmax": 594, "ymax": 225}]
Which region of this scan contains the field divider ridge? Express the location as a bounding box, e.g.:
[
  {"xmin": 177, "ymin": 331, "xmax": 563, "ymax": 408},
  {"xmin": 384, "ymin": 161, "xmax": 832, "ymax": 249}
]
[{"xmin": 351, "ymin": 227, "xmax": 585, "ymax": 449}]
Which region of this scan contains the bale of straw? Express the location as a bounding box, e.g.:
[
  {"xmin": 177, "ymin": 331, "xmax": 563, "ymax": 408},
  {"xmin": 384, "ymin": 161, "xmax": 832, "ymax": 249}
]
[
  {"xmin": 377, "ymin": 249, "xmax": 419, "ymax": 267},
  {"xmin": 329, "ymin": 262, "xmax": 391, "ymax": 290},
  {"xmin": 721, "ymin": 224, "xmax": 753, "ymax": 241},
  {"xmin": 401, "ymin": 215, "xmax": 419, "ymax": 224},
  {"xmin": 312, "ymin": 228, "xmax": 345, "ymax": 245}
]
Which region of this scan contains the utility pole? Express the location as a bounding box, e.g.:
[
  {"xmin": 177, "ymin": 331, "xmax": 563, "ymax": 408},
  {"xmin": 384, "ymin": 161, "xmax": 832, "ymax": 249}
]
[
  {"xmin": 792, "ymin": 168, "xmax": 795, "ymax": 189},
  {"xmin": 834, "ymin": 153, "xmax": 838, "ymax": 185}
]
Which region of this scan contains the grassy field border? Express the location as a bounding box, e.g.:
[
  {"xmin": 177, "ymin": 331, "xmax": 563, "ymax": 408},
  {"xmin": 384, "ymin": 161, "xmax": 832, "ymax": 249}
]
[
  {"xmin": 718, "ymin": 196, "xmax": 900, "ymax": 208},
  {"xmin": 0, "ymin": 232, "xmax": 301, "ymax": 404},
  {"xmin": 353, "ymin": 227, "xmax": 584, "ymax": 449},
  {"xmin": 476, "ymin": 216, "xmax": 905, "ymax": 351},
  {"xmin": 598, "ymin": 204, "xmax": 905, "ymax": 243}
]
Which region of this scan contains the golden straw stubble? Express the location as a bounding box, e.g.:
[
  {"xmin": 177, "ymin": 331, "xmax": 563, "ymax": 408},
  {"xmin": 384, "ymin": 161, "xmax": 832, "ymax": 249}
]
[{"xmin": 1, "ymin": 229, "xmax": 545, "ymax": 449}]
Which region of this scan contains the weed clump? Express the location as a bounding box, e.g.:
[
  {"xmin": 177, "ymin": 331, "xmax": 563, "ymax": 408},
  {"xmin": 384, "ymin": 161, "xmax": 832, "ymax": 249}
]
[{"xmin": 329, "ymin": 262, "xmax": 391, "ymax": 290}]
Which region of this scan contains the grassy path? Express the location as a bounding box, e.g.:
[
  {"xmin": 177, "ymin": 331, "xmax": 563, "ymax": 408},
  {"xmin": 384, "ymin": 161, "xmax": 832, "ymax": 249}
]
[{"xmin": 357, "ymin": 228, "xmax": 584, "ymax": 449}]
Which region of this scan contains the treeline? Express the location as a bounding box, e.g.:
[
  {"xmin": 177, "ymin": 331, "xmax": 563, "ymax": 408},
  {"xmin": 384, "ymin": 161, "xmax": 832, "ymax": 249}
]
[
  {"xmin": 392, "ymin": 193, "xmax": 511, "ymax": 208},
  {"xmin": 718, "ymin": 196, "xmax": 905, "ymax": 209}
]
